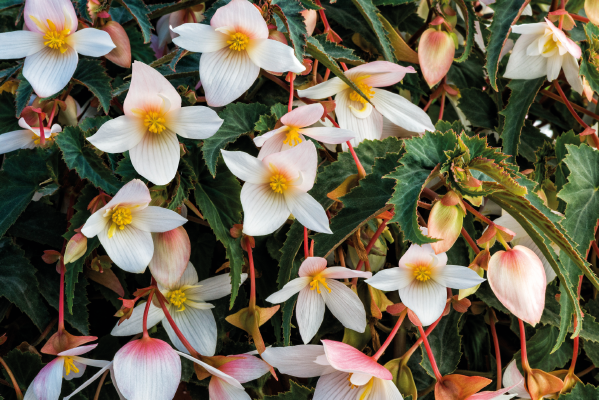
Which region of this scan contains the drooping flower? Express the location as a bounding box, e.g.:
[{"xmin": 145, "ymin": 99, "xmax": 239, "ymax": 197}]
[
  {"xmin": 111, "ymin": 262, "xmax": 247, "ymax": 356},
  {"xmin": 0, "ymin": 118, "xmax": 61, "ymax": 154},
  {"xmin": 366, "ymin": 232, "xmax": 485, "ymax": 326},
  {"xmin": 171, "ymin": 0, "xmax": 305, "ymax": 107},
  {"xmin": 87, "ymin": 61, "xmax": 223, "ymax": 185},
  {"xmin": 418, "ymin": 24, "xmax": 456, "ymax": 87},
  {"xmin": 266, "ymin": 257, "xmax": 371, "ymax": 343},
  {"xmin": 80, "ymin": 179, "xmax": 187, "ymax": 274},
  {"xmin": 23, "ymin": 344, "xmax": 109, "ymax": 400},
  {"xmin": 0, "ymin": 0, "xmax": 115, "ymax": 98},
  {"xmin": 254, "ymin": 103, "xmax": 355, "ymax": 159},
  {"xmin": 148, "ymin": 226, "xmax": 191, "ymax": 288},
  {"xmin": 297, "ymin": 61, "xmax": 435, "ymax": 146},
  {"xmin": 221, "ymin": 141, "xmax": 331, "ymax": 236},
  {"xmin": 427, "ymin": 190, "xmax": 466, "ymax": 255},
  {"xmin": 101, "ymin": 21, "xmax": 131, "ymax": 68},
  {"xmin": 504, "ymin": 18, "xmax": 583, "ymax": 94}
]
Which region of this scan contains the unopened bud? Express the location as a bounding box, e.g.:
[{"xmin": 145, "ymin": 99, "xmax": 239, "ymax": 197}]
[
  {"xmin": 64, "ymin": 233, "xmax": 87, "ymax": 264},
  {"xmin": 268, "ymin": 27, "xmax": 288, "ymax": 45},
  {"xmin": 427, "ymin": 191, "xmax": 465, "ymax": 254},
  {"xmin": 301, "ymin": 10, "xmax": 318, "ymax": 36},
  {"xmin": 587, "ymin": 0, "xmax": 599, "ymax": 26},
  {"xmin": 102, "ymin": 21, "xmax": 131, "ymax": 68},
  {"xmin": 42, "ymin": 250, "xmax": 62, "ymax": 264},
  {"xmin": 418, "ymin": 27, "xmax": 455, "ymax": 87}
]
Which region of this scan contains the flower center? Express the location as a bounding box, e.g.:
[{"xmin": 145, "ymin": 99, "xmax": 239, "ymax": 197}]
[
  {"xmin": 284, "ymin": 127, "xmax": 303, "ymax": 147},
  {"xmin": 144, "ymin": 111, "xmax": 167, "ymax": 134},
  {"xmin": 228, "ymin": 32, "xmax": 249, "ymax": 51},
  {"xmin": 349, "ymin": 76, "xmax": 375, "ymax": 105},
  {"xmin": 169, "ymin": 289, "xmax": 187, "ymax": 311},
  {"xmin": 413, "ymin": 265, "xmax": 432, "ymax": 282},
  {"xmin": 356, "ymin": 378, "xmax": 374, "ymax": 400},
  {"xmin": 104, "ymin": 206, "xmax": 133, "ymax": 238},
  {"xmin": 309, "ymin": 273, "xmax": 331, "ymax": 294},
  {"xmin": 42, "ymin": 19, "xmax": 70, "ymax": 53},
  {"xmin": 63, "ymin": 356, "xmax": 79, "ymax": 376},
  {"xmin": 31, "ymin": 134, "xmax": 54, "ymax": 146},
  {"xmin": 270, "ymin": 167, "xmax": 288, "ymax": 194}
]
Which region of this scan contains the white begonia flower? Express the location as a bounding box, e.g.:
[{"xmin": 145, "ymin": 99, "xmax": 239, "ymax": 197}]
[
  {"xmin": 0, "ymin": 0, "xmax": 115, "ymax": 98},
  {"xmin": 111, "ymin": 262, "xmax": 247, "ymax": 357},
  {"xmin": 504, "ymin": 18, "xmax": 583, "ymax": 94},
  {"xmin": 87, "ymin": 61, "xmax": 223, "ymax": 185},
  {"xmin": 80, "ymin": 179, "xmax": 187, "ymax": 274},
  {"xmin": 171, "ymin": 0, "xmax": 305, "ymax": 107},
  {"xmin": 0, "ymin": 118, "xmax": 61, "ymax": 154},
  {"xmin": 266, "ymin": 257, "xmax": 371, "ymax": 344},
  {"xmin": 297, "ymin": 61, "xmax": 435, "ymax": 146},
  {"xmin": 221, "ymin": 141, "xmax": 331, "ymax": 236}
]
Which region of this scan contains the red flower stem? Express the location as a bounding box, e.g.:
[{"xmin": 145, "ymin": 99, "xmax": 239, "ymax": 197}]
[
  {"xmin": 155, "ymin": 292, "xmax": 201, "ymax": 358},
  {"xmin": 47, "ymin": 100, "xmax": 58, "ymax": 127},
  {"xmin": 569, "ymin": 275, "xmax": 584, "ymax": 374},
  {"xmin": 373, "ymin": 310, "xmax": 407, "ymax": 361},
  {"xmin": 340, "ymin": 62, "xmax": 348, "ymax": 72},
  {"xmin": 304, "ymin": 227, "xmax": 310, "ymax": 259},
  {"xmin": 462, "ymin": 200, "xmax": 494, "ymax": 225},
  {"xmin": 324, "ymin": 69, "xmax": 331, "ymax": 81},
  {"xmin": 189, "ymin": 9, "xmax": 198, "ymax": 23},
  {"xmin": 315, "ymin": 0, "xmax": 332, "ymax": 32},
  {"xmin": 58, "ymin": 258, "xmax": 65, "ymax": 331},
  {"xmin": 352, "ymin": 220, "xmax": 388, "ymax": 285},
  {"xmin": 288, "ymin": 73, "xmax": 295, "ymax": 113},
  {"xmin": 518, "ymin": 318, "xmax": 531, "ymax": 371},
  {"xmin": 38, "ymin": 113, "xmax": 45, "ymax": 146},
  {"xmin": 489, "ymin": 311, "xmax": 502, "ymax": 390},
  {"xmin": 438, "ymin": 90, "xmax": 446, "ymax": 121},
  {"xmin": 346, "ymin": 140, "xmax": 367, "ymax": 179},
  {"xmin": 0, "ymin": 357, "xmax": 22, "ymax": 400},
  {"xmin": 403, "ymin": 313, "xmax": 444, "ymax": 360},
  {"xmin": 418, "ymin": 324, "xmax": 443, "ymax": 381},
  {"xmin": 142, "ymin": 290, "xmax": 154, "ymax": 339},
  {"xmin": 461, "ymin": 227, "xmax": 481, "ymax": 255},
  {"xmin": 553, "ymin": 81, "xmax": 599, "ymax": 148},
  {"xmin": 570, "ymin": 13, "xmax": 589, "ymax": 23},
  {"xmin": 246, "ymin": 237, "xmax": 257, "ymax": 313}
]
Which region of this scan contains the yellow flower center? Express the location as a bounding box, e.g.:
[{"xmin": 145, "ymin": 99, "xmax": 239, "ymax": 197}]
[
  {"xmin": 349, "ymin": 75, "xmax": 375, "ymax": 105},
  {"xmin": 63, "ymin": 356, "xmax": 79, "ymax": 376},
  {"xmin": 105, "ymin": 206, "xmax": 133, "ymax": 238},
  {"xmin": 42, "ymin": 19, "xmax": 70, "ymax": 53},
  {"xmin": 228, "ymin": 32, "xmax": 249, "ymax": 51},
  {"xmin": 270, "ymin": 167, "xmax": 288, "ymax": 194},
  {"xmin": 412, "ymin": 265, "xmax": 432, "ymax": 282},
  {"xmin": 169, "ymin": 289, "xmax": 187, "ymax": 311},
  {"xmin": 31, "ymin": 134, "xmax": 54, "ymax": 146},
  {"xmin": 284, "ymin": 127, "xmax": 303, "ymax": 147},
  {"xmin": 144, "ymin": 111, "xmax": 167, "ymax": 134},
  {"xmin": 309, "ymin": 273, "xmax": 331, "ymax": 294}
]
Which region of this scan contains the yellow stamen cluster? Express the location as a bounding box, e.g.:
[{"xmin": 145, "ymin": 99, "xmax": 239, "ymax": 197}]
[
  {"xmin": 270, "ymin": 173, "xmax": 288, "ymax": 194},
  {"xmin": 309, "ymin": 273, "xmax": 331, "ymax": 294},
  {"xmin": 169, "ymin": 289, "xmax": 187, "ymax": 311},
  {"xmin": 349, "ymin": 76, "xmax": 375, "ymax": 104},
  {"xmin": 107, "ymin": 207, "xmax": 133, "ymax": 238},
  {"xmin": 31, "ymin": 134, "xmax": 54, "ymax": 146},
  {"xmin": 43, "ymin": 20, "xmax": 70, "ymax": 53},
  {"xmin": 413, "ymin": 265, "xmax": 432, "ymax": 282},
  {"xmin": 228, "ymin": 32, "xmax": 250, "ymax": 51},
  {"xmin": 63, "ymin": 357, "xmax": 79, "ymax": 376},
  {"xmin": 284, "ymin": 127, "xmax": 303, "ymax": 147},
  {"xmin": 144, "ymin": 111, "xmax": 167, "ymax": 134},
  {"xmin": 347, "ymin": 373, "xmax": 358, "ymax": 389}
]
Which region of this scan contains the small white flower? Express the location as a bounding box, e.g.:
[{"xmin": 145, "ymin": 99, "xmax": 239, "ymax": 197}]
[{"xmin": 0, "ymin": 118, "xmax": 61, "ymax": 154}]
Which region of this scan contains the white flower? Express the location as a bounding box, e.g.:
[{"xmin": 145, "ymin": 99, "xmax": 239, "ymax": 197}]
[
  {"xmin": 266, "ymin": 257, "xmax": 371, "ymax": 343},
  {"xmin": 80, "ymin": 179, "xmax": 187, "ymax": 274},
  {"xmin": 0, "ymin": 118, "xmax": 61, "ymax": 154},
  {"xmin": 111, "ymin": 262, "xmax": 247, "ymax": 357},
  {"xmin": 0, "ymin": 0, "xmax": 115, "ymax": 98},
  {"xmin": 171, "ymin": 0, "xmax": 305, "ymax": 107}
]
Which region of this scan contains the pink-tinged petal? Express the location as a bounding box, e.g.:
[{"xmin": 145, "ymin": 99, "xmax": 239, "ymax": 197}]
[
  {"xmin": 124, "ymin": 61, "xmax": 181, "ymax": 116},
  {"xmin": 313, "ymin": 371, "xmax": 355, "ymax": 400},
  {"xmin": 433, "ymin": 264, "xmax": 485, "ymax": 289},
  {"xmin": 400, "ymin": 242, "xmax": 447, "ymax": 269},
  {"xmin": 210, "ymin": 0, "xmax": 268, "ymax": 39},
  {"xmin": 31, "ymin": 357, "xmax": 65, "ymax": 400},
  {"xmin": 321, "ymin": 279, "xmax": 367, "ymax": 333},
  {"xmin": 219, "ymin": 354, "xmax": 270, "ymax": 383},
  {"xmin": 488, "ymin": 245, "xmax": 546, "ymax": 326},
  {"xmin": 0, "ymin": 31, "xmax": 44, "ymax": 59},
  {"xmin": 261, "ymin": 345, "xmax": 337, "ymax": 378},
  {"xmin": 23, "ymin": 46, "xmax": 78, "ymax": 98},
  {"xmin": 515, "ymin": 236, "xmax": 557, "ymax": 283},
  {"xmin": 0, "ymin": 130, "xmax": 35, "ymax": 154},
  {"xmin": 284, "ymin": 189, "xmax": 331, "ymax": 234},
  {"xmin": 25, "ymin": 0, "xmax": 77, "ymax": 33},
  {"xmin": 299, "ymin": 257, "xmax": 328, "ymax": 277},
  {"xmin": 365, "ymin": 267, "xmax": 414, "ymax": 291},
  {"xmin": 511, "ymin": 22, "xmax": 547, "ymax": 35},
  {"xmin": 246, "ymin": 38, "xmax": 305, "ymax": 73},
  {"xmin": 176, "ymin": 351, "xmax": 244, "ymax": 389},
  {"xmin": 371, "ymin": 89, "xmax": 435, "ymax": 132},
  {"xmin": 200, "ymin": 49, "xmax": 260, "ymax": 107},
  {"xmin": 321, "ymin": 340, "xmax": 392, "ymax": 379},
  {"xmin": 111, "ymin": 301, "xmax": 165, "ymax": 336},
  {"xmin": 163, "ymin": 304, "xmax": 217, "ymax": 356},
  {"xmin": 398, "ymin": 278, "xmax": 446, "ymax": 326},
  {"xmin": 418, "ymin": 29, "xmax": 455, "ymax": 87},
  {"xmin": 240, "ymin": 183, "xmax": 290, "ymax": 236},
  {"xmin": 208, "ymin": 377, "xmax": 250, "ymax": 400},
  {"xmin": 502, "ymin": 359, "xmax": 529, "ymax": 398},
  {"xmin": 321, "ymin": 267, "xmax": 371, "ymax": 280},
  {"xmin": 58, "ymin": 344, "xmax": 98, "ymax": 357},
  {"xmin": 335, "ymin": 90, "xmax": 384, "ymax": 146},
  {"xmin": 98, "ymin": 225, "xmax": 153, "ymax": 274},
  {"xmin": 149, "ymin": 227, "xmax": 191, "ymax": 289},
  {"xmin": 263, "ymin": 140, "xmax": 318, "ymax": 192},
  {"xmin": 297, "ymin": 77, "xmax": 348, "ymax": 99},
  {"xmin": 503, "ymin": 34, "xmax": 548, "ymax": 80},
  {"xmin": 266, "ymin": 277, "xmax": 312, "ymax": 303},
  {"xmin": 113, "ymin": 338, "xmax": 181, "ymax": 400},
  {"xmin": 130, "ymin": 129, "xmax": 180, "ymax": 185},
  {"xmin": 302, "ymin": 9, "xmax": 318, "ymax": 36},
  {"xmin": 544, "ymin": 18, "xmax": 581, "ymax": 58},
  {"xmin": 563, "ymin": 54, "xmax": 583, "ymax": 95},
  {"xmin": 66, "ymin": 28, "xmax": 115, "ymax": 57},
  {"xmin": 468, "ymin": 387, "xmax": 518, "ymax": 400},
  {"xmin": 297, "ymin": 287, "xmax": 326, "ymax": 344},
  {"xmin": 87, "ymin": 115, "xmax": 147, "ymax": 154},
  {"xmin": 171, "ymin": 24, "xmax": 228, "ymax": 53},
  {"xmin": 299, "ymin": 127, "xmax": 355, "ymax": 144},
  {"xmin": 345, "ymin": 61, "xmax": 415, "ymax": 88},
  {"xmin": 254, "ymin": 126, "xmax": 287, "ymax": 147},
  {"xmin": 221, "ymin": 149, "xmax": 271, "ymax": 183},
  {"xmin": 104, "ymin": 179, "xmax": 151, "ymax": 210},
  {"xmin": 281, "ymin": 103, "xmax": 324, "ymax": 127},
  {"xmin": 164, "ymin": 106, "xmax": 223, "ymax": 139},
  {"xmin": 187, "ymin": 271, "xmax": 248, "ymax": 301},
  {"xmin": 255, "ymin": 128, "xmax": 287, "ymax": 160},
  {"xmin": 130, "ymin": 206, "xmax": 187, "ymax": 233}
]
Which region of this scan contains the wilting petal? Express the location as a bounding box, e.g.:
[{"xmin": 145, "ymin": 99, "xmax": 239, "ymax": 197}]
[
  {"xmin": 67, "ymin": 28, "xmax": 115, "ymax": 57},
  {"xmin": 418, "ymin": 28, "xmax": 455, "ymax": 87},
  {"xmin": 398, "ymin": 279, "xmax": 447, "ymax": 326},
  {"xmin": 24, "ymin": 46, "xmax": 78, "ymax": 98},
  {"xmin": 300, "ymin": 127, "xmax": 355, "ymax": 144},
  {"xmin": 297, "ymin": 287, "xmax": 326, "ymax": 344},
  {"xmin": 164, "ymin": 106, "xmax": 223, "ymax": 139},
  {"xmin": 98, "ymin": 225, "xmax": 154, "ymax": 274},
  {"xmin": 335, "ymin": 90, "xmax": 384, "ymax": 145},
  {"xmin": 200, "ymin": 48, "xmax": 260, "ymax": 107},
  {"xmin": 263, "ymin": 140, "xmax": 318, "ymax": 192},
  {"xmin": 186, "ymin": 272, "xmax": 248, "ymax": 301},
  {"xmin": 297, "ymin": 77, "xmax": 348, "ymax": 99},
  {"xmin": 221, "ymin": 150, "xmax": 271, "ymax": 183},
  {"xmin": 313, "ymin": 371, "xmax": 355, "ymax": 400},
  {"xmin": 130, "ymin": 129, "xmax": 180, "ymax": 185},
  {"xmin": 0, "ymin": 31, "xmax": 44, "ymax": 59},
  {"xmin": 321, "ymin": 279, "xmax": 367, "ymax": 333},
  {"xmin": 0, "ymin": 130, "xmax": 35, "ymax": 154},
  {"xmin": 562, "ymin": 54, "xmax": 583, "ymax": 95},
  {"xmin": 266, "ymin": 277, "xmax": 312, "ymax": 303},
  {"xmin": 163, "ymin": 305, "xmax": 217, "ymax": 356},
  {"xmin": 281, "ymin": 103, "xmax": 324, "ymax": 127},
  {"xmin": 321, "ymin": 267, "xmax": 371, "ymax": 280},
  {"xmin": 504, "ymin": 34, "xmax": 548, "ymax": 80},
  {"xmin": 284, "ymin": 189, "xmax": 331, "ymax": 234},
  {"xmin": 209, "ymin": 377, "xmax": 250, "ymax": 400},
  {"xmin": 503, "ymin": 359, "xmax": 528, "ymax": 398},
  {"xmin": 87, "ymin": 115, "xmax": 147, "ymax": 153},
  {"xmin": 24, "ymin": 0, "xmax": 78, "ymax": 33},
  {"xmin": 219, "ymin": 354, "xmax": 270, "ymax": 383},
  {"xmin": 433, "ymin": 264, "xmax": 485, "ymax": 289},
  {"xmin": 345, "ymin": 61, "xmax": 415, "ymax": 88},
  {"xmin": 488, "ymin": 245, "xmax": 546, "ymax": 325},
  {"xmin": 30, "ymin": 357, "xmax": 65, "ymax": 400},
  {"xmin": 240, "ymin": 183, "xmax": 290, "ymax": 236},
  {"xmin": 130, "ymin": 206, "xmax": 186, "ymax": 233},
  {"xmin": 210, "ymin": 0, "xmax": 269, "ymax": 39},
  {"xmin": 370, "ymin": 88, "xmax": 435, "ymax": 133},
  {"xmin": 124, "ymin": 61, "xmax": 182, "ymax": 116},
  {"xmin": 111, "ymin": 301, "xmax": 165, "ymax": 336},
  {"xmin": 365, "ymin": 267, "xmax": 414, "ymax": 291},
  {"xmin": 298, "ymin": 257, "xmax": 328, "ymax": 277},
  {"xmin": 171, "ymin": 24, "xmax": 228, "ymax": 52},
  {"xmin": 149, "ymin": 227, "xmax": 191, "ymax": 288},
  {"xmin": 113, "ymin": 338, "xmax": 181, "ymax": 400},
  {"xmin": 261, "ymin": 345, "xmax": 337, "ymax": 378},
  {"xmin": 321, "ymin": 340, "xmax": 392, "ymax": 379},
  {"xmin": 246, "ymin": 38, "xmax": 305, "ymax": 73}
]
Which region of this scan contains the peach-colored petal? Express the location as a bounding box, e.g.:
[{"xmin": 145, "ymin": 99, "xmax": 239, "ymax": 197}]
[
  {"xmin": 321, "ymin": 340, "xmax": 392, "ymax": 380},
  {"xmin": 124, "ymin": 61, "xmax": 182, "ymax": 116},
  {"xmin": 418, "ymin": 28, "xmax": 455, "ymax": 87},
  {"xmin": 208, "ymin": 377, "xmax": 249, "ymax": 400},
  {"xmin": 262, "ymin": 140, "xmax": 317, "ymax": 192},
  {"xmin": 298, "ymin": 257, "xmax": 328, "ymax": 277},
  {"xmin": 25, "ymin": 0, "xmax": 78, "ymax": 34},
  {"xmin": 149, "ymin": 227, "xmax": 191, "ymax": 288},
  {"xmin": 345, "ymin": 61, "xmax": 415, "ymax": 88},
  {"xmin": 210, "ymin": 0, "xmax": 268, "ymax": 39},
  {"xmin": 281, "ymin": 103, "xmax": 324, "ymax": 128},
  {"xmin": 218, "ymin": 354, "xmax": 270, "ymax": 383},
  {"xmin": 302, "ymin": 10, "xmax": 318, "ymax": 36}
]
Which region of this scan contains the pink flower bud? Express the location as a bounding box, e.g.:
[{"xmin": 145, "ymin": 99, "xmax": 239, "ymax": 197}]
[
  {"xmin": 301, "ymin": 10, "xmax": 318, "ymax": 36},
  {"xmin": 64, "ymin": 233, "xmax": 87, "ymax": 264},
  {"xmin": 102, "ymin": 21, "xmax": 132, "ymax": 68},
  {"xmin": 418, "ymin": 28, "xmax": 455, "ymax": 87},
  {"xmin": 587, "ymin": 0, "xmax": 599, "ymax": 26},
  {"xmin": 42, "ymin": 250, "xmax": 61, "ymax": 264},
  {"xmin": 427, "ymin": 191, "xmax": 465, "ymax": 254},
  {"xmin": 268, "ymin": 28, "xmax": 288, "ymax": 45}
]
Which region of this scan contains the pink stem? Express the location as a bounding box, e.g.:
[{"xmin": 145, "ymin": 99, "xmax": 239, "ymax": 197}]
[
  {"xmin": 142, "ymin": 290, "xmax": 154, "ymax": 339},
  {"xmin": 38, "ymin": 113, "xmax": 45, "ymax": 146},
  {"xmin": 246, "ymin": 237, "xmax": 256, "ymax": 313},
  {"xmin": 373, "ymin": 310, "xmax": 407, "ymax": 361},
  {"xmin": 304, "ymin": 227, "xmax": 309, "ymax": 259},
  {"xmin": 418, "ymin": 325, "xmax": 443, "ymax": 381}
]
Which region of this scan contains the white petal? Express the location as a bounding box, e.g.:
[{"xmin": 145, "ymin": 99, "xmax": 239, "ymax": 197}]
[
  {"xmin": 130, "ymin": 129, "xmax": 180, "ymax": 185},
  {"xmin": 284, "ymin": 189, "xmax": 331, "ymax": 234},
  {"xmin": 511, "ymin": 22, "xmax": 548, "ymax": 35},
  {"xmin": 163, "ymin": 306, "xmax": 217, "ymax": 356},
  {"xmin": 67, "ymin": 28, "xmax": 115, "ymax": 57},
  {"xmin": 87, "ymin": 116, "xmax": 147, "ymax": 153},
  {"xmin": 98, "ymin": 225, "xmax": 153, "ymax": 274},
  {"xmin": 254, "ymin": 126, "xmax": 287, "ymax": 147},
  {"xmin": 503, "ymin": 359, "xmax": 529, "ymax": 398},
  {"xmin": 261, "ymin": 345, "xmax": 337, "ymax": 378},
  {"xmin": 31, "ymin": 357, "xmax": 65, "ymax": 400},
  {"xmin": 546, "ymin": 54, "xmax": 563, "ymax": 81},
  {"xmin": 0, "ymin": 130, "xmax": 35, "ymax": 154},
  {"xmin": 164, "ymin": 106, "xmax": 223, "ymax": 139},
  {"xmin": 208, "ymin": 377, "xmax": 251, "ymax": 400},
  {"xmin": 63, "ymin": 362, "xmax": 113, "ymax": 400},
  {"xmin": 297, "ymin": 287, "xmax": 326, "ymax": 344},
  {"xmin": 0, "ymin": 31, "xmax": 44, "ymax": 59},
  {"xmin": 321, "ymin": 267, "xmax": 371, "ymax": 280},
  {"xmin": 187, "ymin": 272, "xmax": 248, "ymax": 302},
  {"xmin": 503, "ymin": 34, "xmax": 548, "ymax": 80},
  {"xmin": 221, "ymin": 150, "xmax": 270, "ymax": 183},
  {"xmin": 210, "ymin": 0, "xmax": 269, "ymax": 39},
  {"xmin": 57, "ymin": 344, "xmax": 97, "ymax": 357},
  {"xmin": 104, "ymin": 179, "xmax": 151, "ymax": 210},
  {"xmin": 263, "ymin": 140, "xmax": 318, "ymax": 192},
  {"xmin": 63, "ymin": 360, "xmax": 86, "ymax": 380},
  {"xmin": 130, "ymin": 206, "xmax": 187, "ymax": 233},
  {"xmin": 23, "ymin": 46, "xmax": 78, "ymax": 98},
  {"xmin": 299, "ymin": 127, "xmax": 355, "ymax": 144},
  {"xmin": 255, "ymin": 128, "xmax": 287, "ymax": 160},
  {"xmin": 200, "ymin": 49, "xmax": 260, "ymax": 107},
  {"xmin": 171, "ymin": 23, "xmax": 228, "ymax": 52},
  {"xmin": 81, "ymin": 210, "xmax": 109, "ymax": 238},
  {"xmin": 563, "ymin": 54, "xmax": 583, "ymax": 95},
  {"xmin": 365, "ymin": 267, "xmax": 414, "ymax": 291},
  {"xmin": 398, "ymin": 279, "xmax": 446, "ymax": 326},
  {"xmin": 71, "ymin": 356, "xmax": 110, "ymax": 368},
  {"xmin": 313, "ymin": 371, "xmax": 354, "ymax": 400},
  {"xmin": 240, "ymin": 183, "xmax": 290, "ymax": 236},
  {"xmin": 433, "ymin": 264, "xmax": 486, "ymax": 289},
  {"xmin": 266, "ymin": 277, "xmax": 312, "ymax": 303},
  {"xmin": 371, "ymin": 88, "xmax": 435, "ymax": 132},
  {"xmin": 297, "ymin": 77, "xmax": 348, "ymax": 99},
  {"xmin": 335, "ymin": 90, "xmax": 383, "ymax": 146},
  {"xmin": 516, "ymin": 236, "xmax": 557, "ymax": 283},
  {"xmin": 124, "ymin": 61, "xmax": 182, "ymax": 115},
  {"xmin": 111, "ymin": 301, "xmax": 165, "ymax": 336},
  {"xmin": 321, "ymin": 279, "xmax": 367, "ymax": 332},
  {"xmin": 24, "ymin": 0, "xmax": 78, "ymax": 33},
  {"xmin": 176, "ymin": 351, "xmax": 244, "ymax": 389},
  {"xmin": 371, "ymin": 378, "xmax": 403, "ymax": 400},
  {"xmin": 246, "ymin": 38, "xmax": 305, "ymax": 73}
]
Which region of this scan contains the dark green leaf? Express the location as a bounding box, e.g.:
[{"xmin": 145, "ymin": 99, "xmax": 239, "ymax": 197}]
[
  {"xmin": 272, "ymin": 0, "xmax": 308, "ymax": 62},
  {"xmin": 453, "ymin": 0, "xmax": 475, "ymax": 63},
  {"xmin": 264, "ymin": 381, "xmax": 314, "ymax": 399},
  {"xmin": 117, "ymin": 0, "xmax": 153, "ymax": 43},
  {"xmin": 513, "ymin": 325, "xmax": 572, "ymax": 372},
  {"xmin": 557, "ymin": 384, "xmax": 599, "ymax": 399},
  {"xmin": 312, "ymin": 34, "xmax": 365, "ymax": 64},
  {"xmin": 458, "ymin": 88, "xmax": 498, "ymax": 129},
  {"xmin": 7, "ymin": 201, "xmax": 66, "ymax": 249},
  {"xmin": 72, "ymin": 59, "xmax": 113, "ymax": 114},
  {"xmin": 349, "ymin": 0, "xmax": 396, "ymax": 62},
  {"xmin": 420, "ymin": 308, "xmax": 462, "ymax": 376},
  {"xmin": 0, "ymin": 92, "xmax": 20, "ymax": 134},
  {"xmin": 15, "ymin": 73, "xmax": 33, "ymax": 118}
]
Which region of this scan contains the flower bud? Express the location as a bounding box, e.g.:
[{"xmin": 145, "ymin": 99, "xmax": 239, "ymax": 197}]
[
  {"xmin": 42, "ymin": 250, "xmax": 62, "ymax": 264},
  {"xmin": 268, "ymin": 26, "xmax": 288, "ymax": 45},
  {"xmin": 57, "ymin": 95, "xmax": 79, "ymax": 127},
  {"xmin": 428, "ymin": 191, "xmax": 465, "ymax": 254},
  {"xmin": 64, "ymin": 232, "xmax": 87, "ymax": 264},
  {"xmin": 385, "ymin": 358, "xmax": 417, "ymax": 400},
  {"xmin": 102, "ymin": 21, "xmax": 131, "ymax": 68},
  {"xmin": 301, "ymin": 10, "xmax": 318, "ymax": 36},
  {"xmin": 435, "ymin": 374, "xmax": 492, "ymax": 400},
  {"xmin": 418, "ymin": 27, "xmax": 455, "ymax": 87},
  {"xmin": 587, "ymin": 0, "xmax": 599, "ymax": 26}
]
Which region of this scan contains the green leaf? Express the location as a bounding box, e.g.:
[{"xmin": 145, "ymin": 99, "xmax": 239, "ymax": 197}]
[
  {"xmin": 0, "ymin": 92, "xmax": 20, "ymax": 134},
  {"xmin": 264, "ymin": 381, "xmax": 314, "ymax": 399},
  {"xmin": 453, "ymin": 0, "xmax": 475, "ymax": 63},
  {"xmin": 0, "ymin": 238, "xmax": 51, "ymax": 331},
  {"xmin": 146, "ymin": 0, "xmax": 206, "ymax": 20},
  {"xmin": 202, "ymin": 102, "xmax": 270, "ymax": 177},
  {"xmin": 73, "ymin": 59, "xmax": 113, "ymax": 115},
  {"xmin": 457, "ymin": 88, "xmax": 498, "ymax": 129},
  {"xmin": 7, "ymin": 201, "xmax": 66, "ymax": 249},
  {"xmin": 349, "ymin": 0, "xmax": 396, "ymax": 62},
  {"xmin": 580, "ymin": 24, "xmax": 599, "ymax": 94},
  {"xmin": 420, "ymin": 308, "xmax": 462, "ymax": 377},
  {"xmin": 0, "ymin": 62, "xmax": 21, "ymax": 88},
  {"xmin": 116, "ymin": 151, "xmax": 146, "ymax": 183},
  {"xmin": 0, "ymin": 0, "xmax": 21, "ymax": 11},
  {"xmin": 499, "ymin": 78, "xmax": 545, "ymax": 162},
  {"xmin": 167, "ymin": 158, "xmax": 196, "ymax": 210},
  {"xmin": 125, "ymin": 25, "xmax": 155, "ymax": 64},
  {"xmin": 281, "ymin": 292, "xmax": 299, "ymax": 346},
  {"xmin": 15, "ymin": 73, "xmax": 33, "ymax": 118},
  {"xmin": 117, "ymin": 0, "xmax": 153, "ymax": 43},
  {"xmin": 519, "ymin": 121, "xmax": 550, "ymax": 163},
  {"xmin": 272, "ymin": 0, "xmax": 308, "ymax": 62},
  {"xmin": 312, "ymin": 34, "xmax": 365, "ymax": 64},
  {"xmin": 373, "ymin": 0, "xmax": 413, "ymax": 5},
  {"xmin": 1, "ymin": 348, "xmax": 43, "ymax": 393},
  {"xmin": 513, "ymin": 325, "xmax": 572, "ymax": 372},
  {"xmin": 55, "ymin": 126, "xmax": 123, "ymax": 195},
  {"xmin": 557, "ymin": 384, "xmax": 599, "ymax": 399}
]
